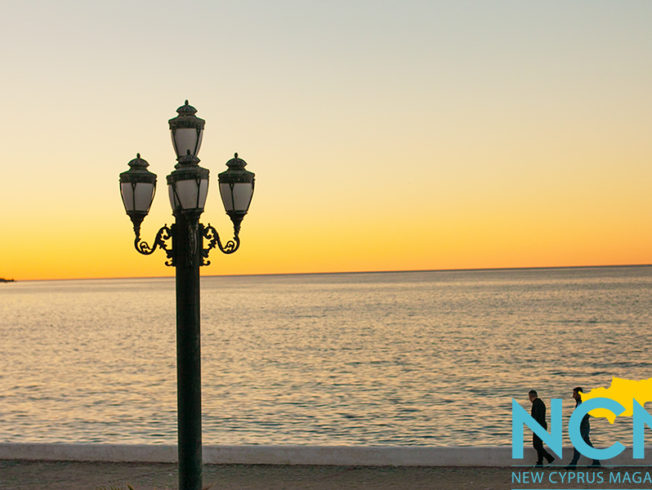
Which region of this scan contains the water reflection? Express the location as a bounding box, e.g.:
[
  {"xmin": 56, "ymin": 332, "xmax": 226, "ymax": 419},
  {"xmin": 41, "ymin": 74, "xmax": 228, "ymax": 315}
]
[{"xmin": 0, "ymin": 267, "xmax": 650, "ymax": 446}]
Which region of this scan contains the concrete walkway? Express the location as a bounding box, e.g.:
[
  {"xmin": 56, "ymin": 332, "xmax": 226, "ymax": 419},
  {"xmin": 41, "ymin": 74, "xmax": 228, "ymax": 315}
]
[{"xmin": 0, "ymin": 461, "xmax": 647, "ymax": 490}]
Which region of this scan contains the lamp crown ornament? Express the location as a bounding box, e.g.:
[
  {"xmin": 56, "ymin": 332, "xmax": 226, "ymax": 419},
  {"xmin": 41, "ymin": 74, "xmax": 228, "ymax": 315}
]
[
  {"xmin": 179, "ymin": 99, "xmax": 196, "ymax": 113},
  {"xmin": 225, "ymin": 152, "xmax": 244, "ymax": 167},
  {"xmin": 175, "ymin": 150, "xmax": 200, "ymax": 167},
  {"xmin": 129, "ymin": 153, "xmax": 146, "ymax": 166},
  {"xmin": 168, "ymin": 100, "xmax": 205, "ymax": 130}
]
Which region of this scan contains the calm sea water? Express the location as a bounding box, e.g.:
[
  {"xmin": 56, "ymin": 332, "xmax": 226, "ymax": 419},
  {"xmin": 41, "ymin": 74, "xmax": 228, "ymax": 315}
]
[{"xmin": 1, "ymin": 266, "xmax": 651, "ymax": 447}]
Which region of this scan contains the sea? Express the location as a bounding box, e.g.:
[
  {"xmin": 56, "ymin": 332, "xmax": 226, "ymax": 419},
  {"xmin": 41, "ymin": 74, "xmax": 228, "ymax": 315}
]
[{"xmin": 1, "ymin": 266, "xmax": 651, "ymax": 447}]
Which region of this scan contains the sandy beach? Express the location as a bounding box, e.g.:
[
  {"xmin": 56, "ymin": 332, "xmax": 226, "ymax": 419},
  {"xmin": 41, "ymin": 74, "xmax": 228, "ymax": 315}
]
[{"xmin": 2, "ymin": 461, "xmax": 649, "ymax": 490}]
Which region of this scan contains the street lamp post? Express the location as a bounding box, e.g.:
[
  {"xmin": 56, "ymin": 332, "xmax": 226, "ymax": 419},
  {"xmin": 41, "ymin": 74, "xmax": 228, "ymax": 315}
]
[{"xmin": 119, "ymin": 101, "xmax": 255, "ymax": 490}]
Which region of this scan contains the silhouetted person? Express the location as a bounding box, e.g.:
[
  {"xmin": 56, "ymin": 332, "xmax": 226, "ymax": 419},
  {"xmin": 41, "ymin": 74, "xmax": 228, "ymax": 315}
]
[
  {"xmin": 529, "ymin": 390, "xmax": 555, "ymax": 466},
  {"xmin": 566, "ymin": 387, "xmax": 600, "ymax": 468}
]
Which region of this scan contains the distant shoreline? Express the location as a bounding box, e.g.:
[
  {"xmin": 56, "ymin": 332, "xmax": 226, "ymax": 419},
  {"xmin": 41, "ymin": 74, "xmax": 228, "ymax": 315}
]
[
  {"xmin": 0, "ymin": 278, "xmax": 15, "ymax": 283},
  {"xmin": 9, "ymin": 263, "xmax": 652, "ymax": 282}
]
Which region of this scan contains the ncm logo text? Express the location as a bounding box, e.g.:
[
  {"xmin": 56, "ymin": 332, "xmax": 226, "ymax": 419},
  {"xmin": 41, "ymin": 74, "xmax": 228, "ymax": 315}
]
[{"xmin": 512, "ymin": 398, "xmax": 652, "ymax": 460}]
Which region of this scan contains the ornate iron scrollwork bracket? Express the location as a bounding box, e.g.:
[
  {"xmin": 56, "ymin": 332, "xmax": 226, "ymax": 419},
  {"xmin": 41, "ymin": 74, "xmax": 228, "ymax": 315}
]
[
  {"xmin": 132, "ymin": 223, "xmax": 239, "ymax": 267},
  {"xmin": 200, "ymin": 223, "xmax": 240, "ymax": 266},
  {"xmin": 135, "ymin": 225, "xmax": 175, "ymax": 266}
]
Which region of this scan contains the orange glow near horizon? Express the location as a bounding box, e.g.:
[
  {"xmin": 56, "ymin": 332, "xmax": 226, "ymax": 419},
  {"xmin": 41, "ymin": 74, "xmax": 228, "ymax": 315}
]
[{"xmin": 5, "ymin": 205, "xmax": 652, "ymax": 281}]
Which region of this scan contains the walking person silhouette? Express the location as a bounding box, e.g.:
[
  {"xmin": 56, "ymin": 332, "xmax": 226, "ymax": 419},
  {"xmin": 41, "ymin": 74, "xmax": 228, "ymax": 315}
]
[
  {"xmin": 566, "ymin": 387, "xmax": 601, "ymax": 468},
  {"xmin": 529, "ymin": 390, "xmax": 555, "ymax": 467}
]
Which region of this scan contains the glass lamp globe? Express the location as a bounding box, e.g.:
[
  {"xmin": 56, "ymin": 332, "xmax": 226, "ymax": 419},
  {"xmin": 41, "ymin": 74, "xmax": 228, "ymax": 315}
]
[
  {"xmin": 169, "ymin": 100, "xmax": 205, "ymax": 162},
  {"xmin": 218, "ymin": 153, "xmax": 255, "ymax": 234},
  {"xmin": 119, "ymin": 153, "xmax": 157, "ymax": 233},
  {"xmin": 167, "ymin": 165, "xmax": 210, "ymax": 215}
]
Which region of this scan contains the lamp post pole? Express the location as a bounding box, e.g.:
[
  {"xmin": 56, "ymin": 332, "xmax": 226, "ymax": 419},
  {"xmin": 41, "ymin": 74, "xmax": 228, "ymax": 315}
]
[
  {"xmin": 174, "ymin": 213, "xmax": 203, "ymax": 489},
  {"xmin": 119, "ymin": 101, "xmax": 255, "ymax": 490}
]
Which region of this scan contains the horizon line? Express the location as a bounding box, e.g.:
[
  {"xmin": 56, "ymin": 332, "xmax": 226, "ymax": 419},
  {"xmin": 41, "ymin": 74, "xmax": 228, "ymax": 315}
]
[{"xmin": 7, "ymin": 263, "xmax": 652, "ymax": 282}]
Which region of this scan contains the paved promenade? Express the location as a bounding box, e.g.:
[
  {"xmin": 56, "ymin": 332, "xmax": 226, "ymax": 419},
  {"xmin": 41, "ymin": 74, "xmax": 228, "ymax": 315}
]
[
  {"xmin": 3, "ymin": 446, "xmax": 652, "ymax": 489},
  {"xmin": 0, "ymin": 462, "xmax": 490, "ymax": 489},
  {"xmin": 1, "ymin": 461, "xmax": 648, "ymax": 490}
]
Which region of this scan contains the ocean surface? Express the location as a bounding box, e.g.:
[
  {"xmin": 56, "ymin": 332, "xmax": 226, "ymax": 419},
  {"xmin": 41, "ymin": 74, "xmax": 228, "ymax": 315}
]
[{"xmin": 1, "ymin": 266, "xmax": 651, "ymax": 447}]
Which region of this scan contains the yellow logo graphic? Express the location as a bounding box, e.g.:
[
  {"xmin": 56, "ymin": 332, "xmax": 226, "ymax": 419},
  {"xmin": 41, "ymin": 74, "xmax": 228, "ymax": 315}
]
[{"xmin": 581, "ymin": 377, "xmax": 652, "ymax": 423}]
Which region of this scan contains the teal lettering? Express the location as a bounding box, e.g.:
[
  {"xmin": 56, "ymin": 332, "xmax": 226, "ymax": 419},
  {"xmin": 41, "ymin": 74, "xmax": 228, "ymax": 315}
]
[
  {"xmin": 569, "ymin": 397, "xmax": 625, "ymax": 460},
  {"xmin": 633, "ymin": 400, "xmax": 652, "ymax": 458},
  {"xmin": 512, "ymin": 398, "xmax": 562, "ymax": 458}
]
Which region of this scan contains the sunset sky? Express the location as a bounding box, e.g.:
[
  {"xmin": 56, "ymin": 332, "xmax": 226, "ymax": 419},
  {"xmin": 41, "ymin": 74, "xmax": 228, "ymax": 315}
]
[{"xmin": 1, "ymin": 1, "xmax": 651, "ymax": 280}]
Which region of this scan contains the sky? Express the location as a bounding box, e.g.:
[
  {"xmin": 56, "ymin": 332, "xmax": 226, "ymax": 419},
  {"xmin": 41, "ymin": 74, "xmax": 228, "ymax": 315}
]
[{"xmin": 1, "ymin": 0, "xmax": 651, "ymax": 280}]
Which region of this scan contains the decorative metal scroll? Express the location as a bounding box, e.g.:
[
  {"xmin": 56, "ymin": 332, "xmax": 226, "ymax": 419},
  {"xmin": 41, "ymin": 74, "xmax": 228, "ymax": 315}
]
[
  {"xmin": 135, "ymin": 225, "xmax": 174, "ymax": 266},
  {"xmin": 200, "ymin": 224, "xmax": 240, "ymax": 266},
  {"xmin": 132, "ymin": 222, "xmax": 239, "ymax": 267}
]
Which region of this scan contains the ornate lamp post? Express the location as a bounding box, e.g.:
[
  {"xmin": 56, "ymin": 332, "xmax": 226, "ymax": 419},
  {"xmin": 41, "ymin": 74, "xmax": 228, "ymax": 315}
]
[{"xmin": 119, "ymin": 101, "xmax": 255, "ymax": 490}]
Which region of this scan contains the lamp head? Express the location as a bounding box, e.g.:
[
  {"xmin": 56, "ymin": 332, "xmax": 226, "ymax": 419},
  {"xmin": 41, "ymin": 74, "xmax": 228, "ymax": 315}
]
[
  {"xmin": 119, "ymin": 153, "xmax": 157, "ymax": 234},
  {"xmin": 168, "ymin": 100, "xmax": 205, "ymax": 163},
  {"xmin": 166, "ymin": 159, "xmax": 210, "ymax": 217},
  {"xmin": 218, "ymin": 153, "xmax": 255, "ymax": 235}
]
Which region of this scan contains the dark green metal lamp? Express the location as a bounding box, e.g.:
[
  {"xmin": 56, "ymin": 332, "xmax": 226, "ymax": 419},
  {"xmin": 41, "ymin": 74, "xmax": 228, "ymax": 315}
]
[
  {"xmin": 119, "ymin": 153, "xmax": 157, "ymax": 238},
  {"xmin": 218, "ymin": 153, "xmax": 255, "ymax": 235},
  {"xmin": 169, "ymin": 100, "xmax": 205, "ymax": 163},
  {"xmin": 118, "ymin": 101, "xmax": 256, "ymax": 490},
  {"xmin": 167, "ymin": 100, "xmax": 210, "ymax": 217}
]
